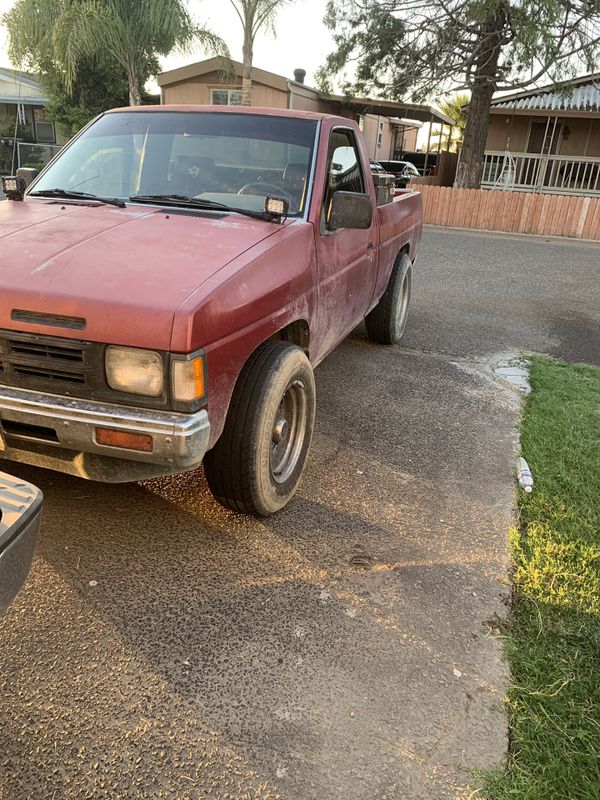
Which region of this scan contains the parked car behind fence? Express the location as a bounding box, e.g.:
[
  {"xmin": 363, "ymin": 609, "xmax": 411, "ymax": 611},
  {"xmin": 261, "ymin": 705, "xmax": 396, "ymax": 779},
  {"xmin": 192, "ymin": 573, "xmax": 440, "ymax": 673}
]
[{"xmin": 378, "ymin": 160, "xmax": 420, "ymax": 187}]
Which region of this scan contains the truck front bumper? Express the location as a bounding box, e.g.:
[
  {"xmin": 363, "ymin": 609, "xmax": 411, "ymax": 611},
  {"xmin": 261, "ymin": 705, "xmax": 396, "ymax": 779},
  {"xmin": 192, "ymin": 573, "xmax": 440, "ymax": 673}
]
[{"xmin": 0, "ymin": 386, "xmax": 210, "ymax": 482}]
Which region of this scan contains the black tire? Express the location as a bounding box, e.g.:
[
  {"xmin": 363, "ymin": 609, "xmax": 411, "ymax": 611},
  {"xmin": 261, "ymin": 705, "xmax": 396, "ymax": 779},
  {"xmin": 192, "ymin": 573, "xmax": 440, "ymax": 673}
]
[
  {"xmin": 365, "ymin": 251, "xmax": 413, "ymax": 345},
  {"xmin": 204, "ymin": 341, "xmax": 316, "ymax": 516}
]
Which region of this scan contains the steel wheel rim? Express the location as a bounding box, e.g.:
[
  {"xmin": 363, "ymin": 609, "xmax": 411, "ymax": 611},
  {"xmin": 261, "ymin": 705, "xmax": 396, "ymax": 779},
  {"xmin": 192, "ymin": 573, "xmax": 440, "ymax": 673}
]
[
  {"xmin": 270, "ymin": 379, "xmax": 307, "ymax": 484},
  {"xmin": 395, "ymin": 267, "xmax": 411, "ymax": 338}
]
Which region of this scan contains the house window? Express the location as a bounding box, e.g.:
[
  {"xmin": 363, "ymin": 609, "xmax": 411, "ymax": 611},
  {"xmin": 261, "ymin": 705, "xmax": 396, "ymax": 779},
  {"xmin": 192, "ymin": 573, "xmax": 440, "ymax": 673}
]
[
  {"xmin": 211, "ymin": 89, "xmax": 243, "ymax": 106},
  {"xmin": 35, "ymin": 120, "xmax": 56, "ymax": 144}
]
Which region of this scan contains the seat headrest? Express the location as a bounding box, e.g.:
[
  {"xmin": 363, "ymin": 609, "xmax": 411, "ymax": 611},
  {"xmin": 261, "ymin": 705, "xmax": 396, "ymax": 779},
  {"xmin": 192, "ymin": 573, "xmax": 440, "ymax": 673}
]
[{"xmin": 175, "ymin": 155, "xmax": 216, "ymax": 175}]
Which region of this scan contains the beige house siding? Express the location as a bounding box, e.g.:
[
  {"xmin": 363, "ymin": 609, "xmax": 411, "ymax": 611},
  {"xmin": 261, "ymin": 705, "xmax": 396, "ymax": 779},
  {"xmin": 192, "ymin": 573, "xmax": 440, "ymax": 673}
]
[
  {"xmin": 161, "ymin": 79, "xmax": 211, "ymax": 105},
  {"xmin": 361, "ymin": 117, "xmax": 419, "ymax": 160},
  {"xmin": 161, "ymin": 69, "xmax": 361, "ymax": 120},
  {"xmin": 486, "ymin": 113, "xmax": 600, "ymax": 157},
  {"xmin": 158, "ymin": 59, "xmax": 434, "ymax": 163},
  {"xmin": 289, "ymin": 85, "xmax": 332, "ymax": 113},
  {"xmin": 560, "ymin": 119, "xmax": 600, "ymax": 157},
  {"xmin": 248, "ymin": 83, "xmax": 288, "ymax": 108},
  {"xmin": 360, "ymin": 115, "xmax": 392, "ymax": 160},
  {"xmin": 161, "ymin": 74, "xmax": 288, "ymax": 108},
  {"xmin": 486, "ymin": 115, "xmax": 530, "ymax": 151}
]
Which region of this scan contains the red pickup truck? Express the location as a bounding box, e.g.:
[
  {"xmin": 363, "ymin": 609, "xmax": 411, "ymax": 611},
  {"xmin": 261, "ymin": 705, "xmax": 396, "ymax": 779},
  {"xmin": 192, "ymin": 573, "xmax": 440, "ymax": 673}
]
[{"xmin": 0, "ymin": 106, "xmax": 422, "ymax": 515}]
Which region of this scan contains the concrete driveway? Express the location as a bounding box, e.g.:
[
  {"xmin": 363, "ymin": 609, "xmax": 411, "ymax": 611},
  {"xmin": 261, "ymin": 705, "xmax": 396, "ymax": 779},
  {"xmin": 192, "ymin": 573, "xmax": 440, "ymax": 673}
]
[{"xmin": 1, "ymin": 227, "xmax": 598, "ymax": 800}]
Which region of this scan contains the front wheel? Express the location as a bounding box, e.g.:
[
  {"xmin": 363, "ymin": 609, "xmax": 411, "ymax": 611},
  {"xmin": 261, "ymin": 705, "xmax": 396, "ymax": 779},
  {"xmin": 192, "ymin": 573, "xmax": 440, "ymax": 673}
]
[
  {"xmin": 365, "ymin": 251, "xmax": 413, "ymax": 345},
  {"xmin": 203, "ymin": 341, "xmax": 316, "ymax": 516}
]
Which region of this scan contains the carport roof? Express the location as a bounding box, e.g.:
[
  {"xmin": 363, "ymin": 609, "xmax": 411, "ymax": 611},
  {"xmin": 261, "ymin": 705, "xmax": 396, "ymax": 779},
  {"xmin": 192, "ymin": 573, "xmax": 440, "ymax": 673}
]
[{"xmin": 321, "ymin": 93, "xmax": 454, "ymax": 126}]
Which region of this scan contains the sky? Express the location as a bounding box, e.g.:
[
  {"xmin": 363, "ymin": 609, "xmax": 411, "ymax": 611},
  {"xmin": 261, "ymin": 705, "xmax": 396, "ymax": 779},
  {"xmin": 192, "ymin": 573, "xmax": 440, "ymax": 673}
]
[{"xmin": 0, "ymin": 0, "xmax": 336, "ymax": 89}]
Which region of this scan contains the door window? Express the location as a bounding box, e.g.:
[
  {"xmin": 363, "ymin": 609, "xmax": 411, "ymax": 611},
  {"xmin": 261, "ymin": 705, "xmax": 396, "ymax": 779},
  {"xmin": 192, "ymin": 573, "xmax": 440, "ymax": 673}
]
[{"xmin": 323, "ymin": 129, "xmax": 366, "ymax": 227}]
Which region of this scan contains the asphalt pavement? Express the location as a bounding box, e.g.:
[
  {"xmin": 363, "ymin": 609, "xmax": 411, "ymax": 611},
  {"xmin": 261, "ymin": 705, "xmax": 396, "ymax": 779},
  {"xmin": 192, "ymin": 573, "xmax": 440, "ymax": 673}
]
[{"xmin": 0, "ymin": 227, "xmax": 598, "ymax": 800}]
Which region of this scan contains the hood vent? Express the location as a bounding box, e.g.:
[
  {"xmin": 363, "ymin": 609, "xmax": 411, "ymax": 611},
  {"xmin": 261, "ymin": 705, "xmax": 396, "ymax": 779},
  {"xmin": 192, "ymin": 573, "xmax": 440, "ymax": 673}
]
[{"xmin": 11, "ymin": 310, "xmax": 86, "ymax": 331}]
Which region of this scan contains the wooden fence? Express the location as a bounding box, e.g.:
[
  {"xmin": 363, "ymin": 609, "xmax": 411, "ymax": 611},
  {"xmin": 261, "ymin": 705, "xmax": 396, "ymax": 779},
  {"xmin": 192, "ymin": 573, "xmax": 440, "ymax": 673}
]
[{"xmin": 417, "ymin": 185, "xmax": 600, "ymax": 240}]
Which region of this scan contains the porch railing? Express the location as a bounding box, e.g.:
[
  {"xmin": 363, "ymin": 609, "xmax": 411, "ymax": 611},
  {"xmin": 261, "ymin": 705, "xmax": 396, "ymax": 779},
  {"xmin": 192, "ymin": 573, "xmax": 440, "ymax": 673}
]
[{"xmin": 482, "ymin": 150, "xmax": 600, "ymax": 196}]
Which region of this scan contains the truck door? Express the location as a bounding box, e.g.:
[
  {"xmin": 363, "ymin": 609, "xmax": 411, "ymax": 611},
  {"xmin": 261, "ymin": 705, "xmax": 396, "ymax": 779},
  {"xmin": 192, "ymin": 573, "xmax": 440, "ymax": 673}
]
[{"xmin": 313, "ymin": 127, "xmax": 377, "ymax": 357}]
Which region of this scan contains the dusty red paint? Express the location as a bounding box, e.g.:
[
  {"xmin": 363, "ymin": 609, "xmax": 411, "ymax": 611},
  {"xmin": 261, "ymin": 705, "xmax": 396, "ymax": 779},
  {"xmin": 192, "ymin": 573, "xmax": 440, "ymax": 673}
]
[
  {"xmin": 0, "ymin": 201, "xmax": 287, "ymax": 352},
  {"xmin": 0, "ymin": 108, "xmax": 422, "ymax": 449}
]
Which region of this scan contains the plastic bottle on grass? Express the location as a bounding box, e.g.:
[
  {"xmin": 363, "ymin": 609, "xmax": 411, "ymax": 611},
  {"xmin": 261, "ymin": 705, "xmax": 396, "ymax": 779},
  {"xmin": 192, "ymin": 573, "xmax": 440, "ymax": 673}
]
[{"xmin": 517, "ymin": 457, "xmax": 533, "ymax": 493}]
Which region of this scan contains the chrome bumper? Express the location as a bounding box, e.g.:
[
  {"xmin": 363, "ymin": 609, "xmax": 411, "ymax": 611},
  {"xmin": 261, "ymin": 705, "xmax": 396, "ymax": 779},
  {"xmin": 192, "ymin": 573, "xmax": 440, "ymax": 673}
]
[{"xmin": 0, "ymin": 386, "xmax": 210, "ymax": 482}]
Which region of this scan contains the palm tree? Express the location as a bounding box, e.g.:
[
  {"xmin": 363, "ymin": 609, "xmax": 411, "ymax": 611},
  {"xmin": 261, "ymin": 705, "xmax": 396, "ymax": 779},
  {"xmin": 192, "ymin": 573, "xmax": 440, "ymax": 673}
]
[
  {"xmin": 6, "ymin": 0, "xmax": 227, "ymax": 107},
  {"xmin": 437, "ymin": 92, "xmax": 470, "ymax": 152},
  {"xmin": 61, "ymin": 0, "xmax": 229, "ymax": 105},
  {"xmin": 228, "ymin": 0, "xmax": 293, "ymax": 105}
]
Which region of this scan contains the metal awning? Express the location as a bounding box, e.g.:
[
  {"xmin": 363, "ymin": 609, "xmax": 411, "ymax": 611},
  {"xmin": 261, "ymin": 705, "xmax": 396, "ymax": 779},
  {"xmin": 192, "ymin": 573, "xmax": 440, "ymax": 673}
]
[
  {"xmin": 388, "ymin": 117, "xmax": 424, "ymax": 128},
  {"xmin": 320, "ymin": 93, "xmax": 454, "ymax": 126},
  {"xmin": 490, "ymin": 75, "xmax": 600, "ymax": 115},
  {"xmin": 492, "ymin": 84, "xmax": 599, "ymax": 113},
  {"xmin": 0, "ymin": 96, "xmax": 49, "ymax": 105}
]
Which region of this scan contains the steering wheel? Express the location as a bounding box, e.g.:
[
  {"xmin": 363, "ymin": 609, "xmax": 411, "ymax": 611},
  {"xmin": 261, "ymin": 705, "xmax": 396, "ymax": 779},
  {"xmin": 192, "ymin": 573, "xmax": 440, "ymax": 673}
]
[{"xmin": 237, "ymin": 182, "xmax": 294, "ymax": 205}]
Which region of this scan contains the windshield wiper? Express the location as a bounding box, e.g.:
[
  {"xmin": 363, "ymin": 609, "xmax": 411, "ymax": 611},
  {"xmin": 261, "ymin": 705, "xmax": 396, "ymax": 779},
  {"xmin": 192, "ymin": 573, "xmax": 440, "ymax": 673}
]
[
  {"xmin": 29, "ymin": 188, "xmax": 126, "ymax": 208},
  {"xmin": 130, "ymin": 194, "xmax": 274, "ymax": 222}
]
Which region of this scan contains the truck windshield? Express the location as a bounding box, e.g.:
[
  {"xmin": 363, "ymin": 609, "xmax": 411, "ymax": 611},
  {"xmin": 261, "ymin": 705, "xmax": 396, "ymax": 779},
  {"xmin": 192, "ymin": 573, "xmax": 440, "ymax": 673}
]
[{"xmin": 32, "ymin": 111, "xmax": 319, "ymax": 216}]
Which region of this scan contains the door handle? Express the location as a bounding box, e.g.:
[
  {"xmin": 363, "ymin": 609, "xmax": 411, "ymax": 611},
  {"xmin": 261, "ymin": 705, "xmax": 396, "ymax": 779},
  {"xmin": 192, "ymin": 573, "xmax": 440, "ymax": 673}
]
[{"xmin": 367, "ymin": 241, "xmax": 375, "ymax": 251}]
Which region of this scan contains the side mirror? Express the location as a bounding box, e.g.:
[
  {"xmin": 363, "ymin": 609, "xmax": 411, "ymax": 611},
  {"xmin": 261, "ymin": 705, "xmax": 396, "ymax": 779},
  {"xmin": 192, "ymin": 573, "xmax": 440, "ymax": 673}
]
[
  {"xmin": 17, "ymin": 167, "xmax": 39, "ymax": 188},
  {"xmin": 328, "ymin": 191, "xmax": 373, "ymax": 231}
]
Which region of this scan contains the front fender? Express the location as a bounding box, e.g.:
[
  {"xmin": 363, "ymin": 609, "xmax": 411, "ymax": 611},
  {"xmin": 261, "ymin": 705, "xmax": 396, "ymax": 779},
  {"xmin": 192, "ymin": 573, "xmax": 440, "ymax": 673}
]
[{"xmin": 171, "ymin": 222, "xmax": 318, "ymax": 448}]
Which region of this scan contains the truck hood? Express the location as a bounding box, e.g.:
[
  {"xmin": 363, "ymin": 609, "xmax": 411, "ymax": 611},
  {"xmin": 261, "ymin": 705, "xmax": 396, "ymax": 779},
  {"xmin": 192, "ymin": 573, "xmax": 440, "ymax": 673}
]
[{"xmin": 0, "ymin": 199, "xmax": 281, "ymax": 350}]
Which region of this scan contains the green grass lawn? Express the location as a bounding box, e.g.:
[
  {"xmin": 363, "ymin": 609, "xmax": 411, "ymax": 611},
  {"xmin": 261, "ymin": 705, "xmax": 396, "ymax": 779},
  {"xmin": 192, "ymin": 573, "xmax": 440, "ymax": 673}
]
[{"xmin": 483, "ymin": 356, "xmax": 600, "ymax": 800}]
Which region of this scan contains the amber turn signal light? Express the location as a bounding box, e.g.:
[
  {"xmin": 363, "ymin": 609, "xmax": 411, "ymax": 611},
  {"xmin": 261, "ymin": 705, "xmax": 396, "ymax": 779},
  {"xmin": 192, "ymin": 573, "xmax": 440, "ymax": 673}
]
[
  {"xmin": 171, "ymin": 354, "xmax": 206, "ymax": 405},
  {"xmin": 95, "ymin": 427, "xmax": 154, "ymax": 452}
]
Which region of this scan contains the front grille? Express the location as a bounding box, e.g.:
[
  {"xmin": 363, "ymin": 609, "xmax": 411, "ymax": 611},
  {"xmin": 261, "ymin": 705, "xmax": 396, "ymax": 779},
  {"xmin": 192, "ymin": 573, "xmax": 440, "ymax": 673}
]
[
  {"xmin": 0, "ymin": 333, "xmax": 89, "ymax": 389},
  {"xmin": 0, "ymin": 330, "xmax": 170, "ymax": 411},
  {"xmin": 12, "ymin": 364, "xmax": 86, "ymax": 383}
]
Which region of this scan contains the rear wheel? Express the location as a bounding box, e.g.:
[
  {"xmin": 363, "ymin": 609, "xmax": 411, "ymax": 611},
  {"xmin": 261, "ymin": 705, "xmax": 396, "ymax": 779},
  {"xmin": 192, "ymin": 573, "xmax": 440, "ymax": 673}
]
[
  {"xmin": 365, "ymin": 251, "xmax": 412, "ymax": 345},
  {"xmin": 204, "ymin": 341, "xmax": 316, "ymax": 516}
]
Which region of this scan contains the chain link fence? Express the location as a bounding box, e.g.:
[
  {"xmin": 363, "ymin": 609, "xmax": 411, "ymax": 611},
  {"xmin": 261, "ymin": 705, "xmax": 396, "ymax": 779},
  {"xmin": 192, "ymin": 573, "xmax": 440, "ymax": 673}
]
[
  {"xmin": 1, "ymin": 141, "xmax": 63, "ymax": 198},
  {"xmin": 1, "ymin": 140, "xmax": 62, "ymax": 175},
  {"xmin": 17, "ymin": 141, "xmax": 63, "ymax": 171}
]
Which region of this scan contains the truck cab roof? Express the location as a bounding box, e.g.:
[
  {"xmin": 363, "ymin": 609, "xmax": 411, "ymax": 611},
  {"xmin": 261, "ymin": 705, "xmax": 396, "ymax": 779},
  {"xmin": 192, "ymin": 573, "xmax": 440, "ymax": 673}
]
[{"xmin": 105, "ymin": 104, "xmax": 351, "ymax": 125}]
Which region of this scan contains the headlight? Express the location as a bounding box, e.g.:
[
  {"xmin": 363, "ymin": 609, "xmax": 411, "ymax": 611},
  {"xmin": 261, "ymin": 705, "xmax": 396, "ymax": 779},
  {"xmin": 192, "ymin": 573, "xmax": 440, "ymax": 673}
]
[
  {"xmin": 105, "ymin": 346, "xmax": 164, "ymax": 397},
  {"xmin": 171, "ymin": 351, "xmax": 207, "ymax": 409}
]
